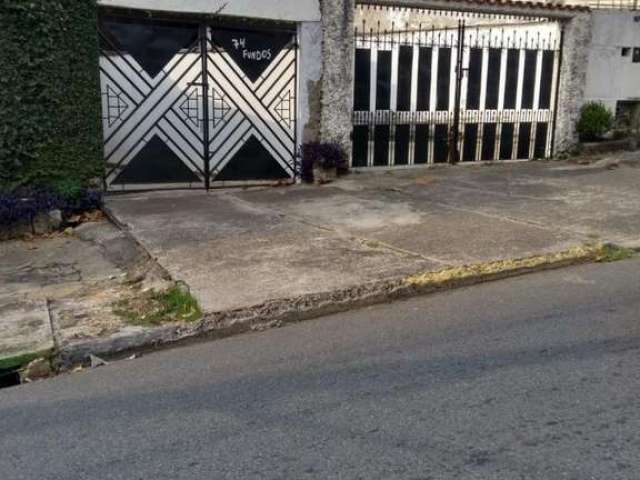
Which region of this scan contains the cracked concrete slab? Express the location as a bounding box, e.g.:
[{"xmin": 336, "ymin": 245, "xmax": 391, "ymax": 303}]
[
  {"xmin": 0, "ymin": 220, "xmax": 171, "ymax": 367},
  {"xmin": 0, "ymin": 230, "xmax": 123, "ymax": 301},
  {"xmin": 0, "ymin": 298, "xmax": 53, "ymax": 369}
]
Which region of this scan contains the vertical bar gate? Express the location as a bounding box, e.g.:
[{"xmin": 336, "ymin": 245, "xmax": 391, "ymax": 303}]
[{"xmin": 352, "ymin": 5, "xmax": 561, "ymax": 168}]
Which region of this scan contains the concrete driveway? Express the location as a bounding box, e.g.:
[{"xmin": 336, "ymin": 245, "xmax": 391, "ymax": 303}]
[{"xmin": 106, "ymin": 153, "xmax": 640, "ymax": 314}]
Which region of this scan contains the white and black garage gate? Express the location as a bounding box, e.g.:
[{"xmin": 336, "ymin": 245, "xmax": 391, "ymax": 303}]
[
  {"xmin": 99, "ymin": 13, "xmax": 297, "ymax": 190},
  {"xmin": 352, "ymin": 4, "xmax": 562, "ymax": 167}
]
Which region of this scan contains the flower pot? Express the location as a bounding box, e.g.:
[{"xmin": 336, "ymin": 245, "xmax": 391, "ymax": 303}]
[{"xmin": 313, "ymin": 165, "xmax": 337, "ymax": 184}]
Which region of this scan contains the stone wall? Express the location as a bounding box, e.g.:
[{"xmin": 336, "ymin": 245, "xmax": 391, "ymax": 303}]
[
  {"xmin": 555, "ymin": 12, "xmax": 593, "ymax": 153},
  {"xmin": 319, "ymin": 0, "xmax": 355, "ymax": 156}
]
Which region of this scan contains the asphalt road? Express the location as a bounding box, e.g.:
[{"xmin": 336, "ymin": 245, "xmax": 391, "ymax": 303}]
[{"xmin": 2, "ymin": 259, "xmax": 640, "ymax": 480}]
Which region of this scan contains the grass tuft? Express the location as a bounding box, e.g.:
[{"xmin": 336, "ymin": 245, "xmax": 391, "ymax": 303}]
[
  {"xmin": 114, "ymin": 285, "xmax": 202, "ymax": 327},
  {"xmin": 596, "ymin": 244, "xmax": 635, "ymax": 263}
]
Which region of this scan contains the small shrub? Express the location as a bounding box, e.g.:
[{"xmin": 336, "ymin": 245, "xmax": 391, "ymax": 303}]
[
  {"xmin": 63, "ymin": 188, "xmax": 103, "ymax": 215},
  {"xmin": 0, "ymin": 188, "xmax": 102, "ymax": 227},
  {"xmin": 300, "ymin": 142, "xmax": 348, "ymax": 183},
  {"xmin": 577, "ymin": 102, "xmax": 613, "ymax": 142},
  {"xmin": 0, "ymin": 190, "xmax": 60, "ymax": 227}
]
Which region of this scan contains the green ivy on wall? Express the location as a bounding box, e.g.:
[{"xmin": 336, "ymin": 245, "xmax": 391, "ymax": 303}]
[{"xmin": 0, "ymin": 0, "xmax": 103, "ymax": 191}]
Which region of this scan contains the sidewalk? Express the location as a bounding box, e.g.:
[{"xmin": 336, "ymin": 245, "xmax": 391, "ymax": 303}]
[
  {"xmin": 0, "ymin": 221, "xmax": 170, "ymax": 372},
  {"xmin": 108, "ymin": 153, "xmax": 640, "ymax": 312},
  {"xmin": 3, "ymin": 152, "xmax": 640, "ymax": 371}
]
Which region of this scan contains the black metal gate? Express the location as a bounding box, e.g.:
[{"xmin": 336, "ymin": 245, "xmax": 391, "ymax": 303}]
[
  {"xmin": 352, "ymin": 5, "xmax": 561, "ymax": 167},
  {"xmin": 99, "ymin": 14, "xmax": 297, "ymax": 191}
]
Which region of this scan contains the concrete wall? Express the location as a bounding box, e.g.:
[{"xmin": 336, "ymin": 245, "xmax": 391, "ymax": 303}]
[
  {"xmin": 584, "ymin": 11, "xmax": 640, "ymax": 112},
  {"xmin": 97, "ymin": 0, "xmax": 321, "ymax": 22}
]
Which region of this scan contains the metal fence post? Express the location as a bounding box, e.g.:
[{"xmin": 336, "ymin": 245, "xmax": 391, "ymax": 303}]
[
  {"xmin": 199, "ymin": 24, "xmax": 211, "ymax": 190},
  {"xmin": 449, "ymin": 19, "xmax": 465, "ymax": 164}
]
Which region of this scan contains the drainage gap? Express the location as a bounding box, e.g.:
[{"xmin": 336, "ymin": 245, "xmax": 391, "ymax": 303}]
[{"xmin": 0, "ymin": 368, "xmax": 22, "ymax": 389}]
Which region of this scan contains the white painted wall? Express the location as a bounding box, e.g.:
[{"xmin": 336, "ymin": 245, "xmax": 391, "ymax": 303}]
[
  {"xmin": 584, "ymin": 11, "xmax": 640, "ymax": 111},
  {"xmin": 97, "ymin": 0, "xmax": 321, "ymax": 22}
]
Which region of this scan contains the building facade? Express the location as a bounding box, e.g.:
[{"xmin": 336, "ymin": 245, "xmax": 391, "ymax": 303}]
[
  {"xmin": 583, "ymin": 10, "xmax": 640, "ymax": 120},
  {"xmin": 94, "ymin": 0, "xmax": 636, "ymax": 191}
]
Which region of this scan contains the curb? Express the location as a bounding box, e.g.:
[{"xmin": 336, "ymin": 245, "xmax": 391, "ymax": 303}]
[{"xmin": 54, "ymin": 243, "xmax": 616, "ymax": 368}]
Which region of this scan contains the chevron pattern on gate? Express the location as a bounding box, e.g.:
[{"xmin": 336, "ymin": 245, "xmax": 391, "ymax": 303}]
[
  {"xmin": 98, "ymin": 18, "xmax": 297, "ymax": 190},
  {"xmin": 207, "ymin": 30, "xmax": 297, "ymax": 182},
  {"xmin": 99, "ymin": 19, "xmax": 207, "ymax": 189}
]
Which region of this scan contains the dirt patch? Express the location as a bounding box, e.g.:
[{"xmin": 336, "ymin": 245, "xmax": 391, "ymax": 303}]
[{"xmin": 66, "ymin": 209, "xmax": 105, "ymax": 226}]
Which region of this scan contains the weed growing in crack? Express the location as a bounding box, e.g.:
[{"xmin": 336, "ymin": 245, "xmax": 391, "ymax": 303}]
[{"xmin": 114, "ymin": 285, "xmax": 202, "ymax": 326}]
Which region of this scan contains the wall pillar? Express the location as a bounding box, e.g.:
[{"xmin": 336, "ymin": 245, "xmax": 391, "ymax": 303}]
[
  {"xmin": 319, "ymin": 0, "xmax": 355, "ymax": 155},
  {"xmin": 554, "ymin": 12, "xmax": 593, "ymax": 153}
]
